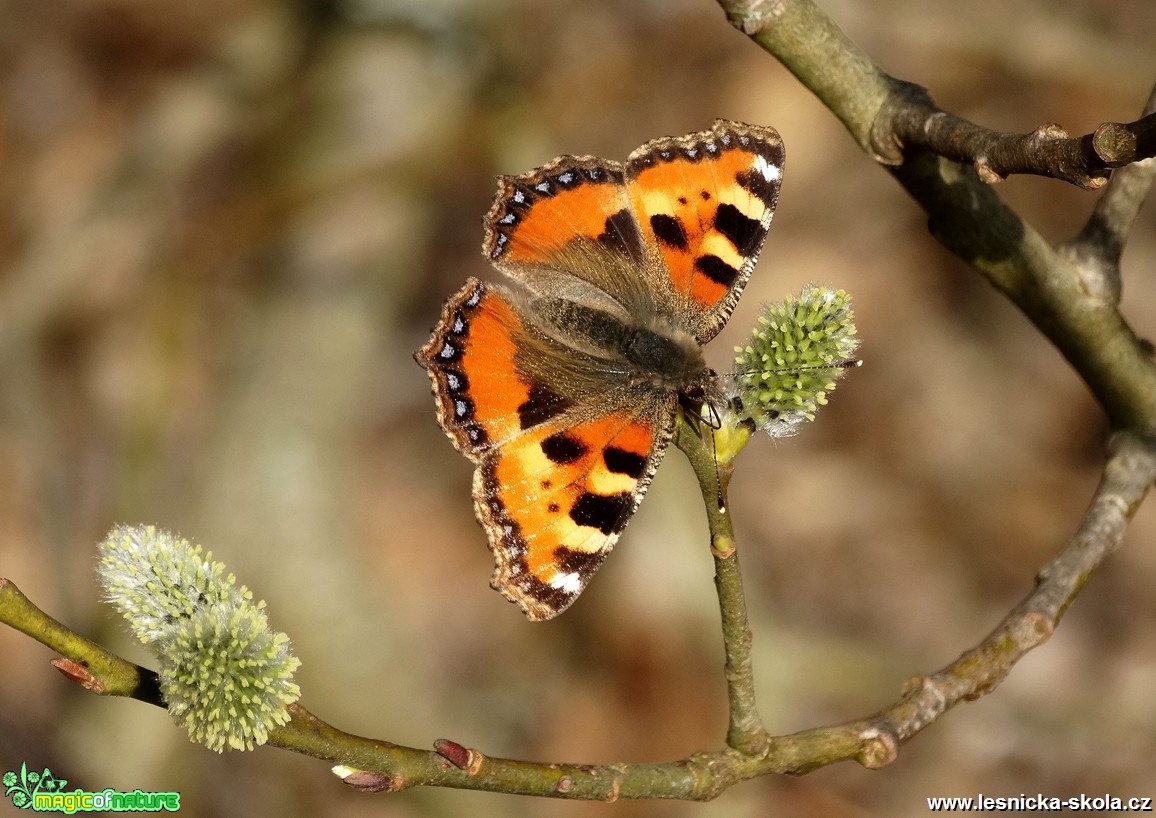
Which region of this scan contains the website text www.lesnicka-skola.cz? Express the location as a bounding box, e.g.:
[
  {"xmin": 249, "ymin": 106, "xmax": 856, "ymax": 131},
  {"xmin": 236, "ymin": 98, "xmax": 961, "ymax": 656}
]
[{"xmin": 927, "ymin": 794, "xmax": 1153, "ymax": 812}]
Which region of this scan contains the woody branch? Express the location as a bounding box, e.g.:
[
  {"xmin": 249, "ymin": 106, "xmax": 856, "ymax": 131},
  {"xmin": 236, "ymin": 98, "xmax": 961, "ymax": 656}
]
[
  {"xmin": 878, "ymin": 82, "xmax": 1156, "ymax": 188},
  {"xmin": 716, "ymin": 0, "xmax": 1156, "ymax": 429},
  {"xmin": 717, "ymin": 0, "xmax": 1156, "ymax": 188},
  {"xmin": 2, "ymin": 431, "xmax": 1153, "ymax": 799}
]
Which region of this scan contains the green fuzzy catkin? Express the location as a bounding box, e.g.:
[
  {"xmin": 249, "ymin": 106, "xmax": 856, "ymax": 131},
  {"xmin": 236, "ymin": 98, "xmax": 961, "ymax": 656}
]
[
  {"xmin": 159, "ymin": 605, "xmax": 301, "ymax": 752},
  {"xmin": 97, "ymin": 524, "xmax": 248, "ymax": 644},
  {"xmin": 97, "ymin": 524, "xmax": 300, "ymax": 752},
  {"xmin": 733, "ymin": 285, "xmax": 860, "ymax": 435}
]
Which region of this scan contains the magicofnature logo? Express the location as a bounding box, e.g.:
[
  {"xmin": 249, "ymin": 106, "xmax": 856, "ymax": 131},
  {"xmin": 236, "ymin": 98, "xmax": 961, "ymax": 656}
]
[{"xmin": 3, "ymin": 763, "xmax": 180, "ymax": 813}]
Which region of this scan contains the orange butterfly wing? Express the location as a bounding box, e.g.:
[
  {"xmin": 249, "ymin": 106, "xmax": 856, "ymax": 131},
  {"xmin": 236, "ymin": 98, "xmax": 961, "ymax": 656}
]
[{"xmin": 418, "ymin": 121, "xmax": 784, "ymax": 619}]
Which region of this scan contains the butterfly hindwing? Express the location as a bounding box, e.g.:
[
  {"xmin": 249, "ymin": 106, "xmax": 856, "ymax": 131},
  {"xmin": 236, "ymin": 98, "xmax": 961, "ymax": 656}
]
[
  {"xmin": 479, "ymin": 404, "xmax": 673, "ymax": 620},
  {"xmin": 416, "ymin": 278, "xmax": 672, "ymax": 620}
]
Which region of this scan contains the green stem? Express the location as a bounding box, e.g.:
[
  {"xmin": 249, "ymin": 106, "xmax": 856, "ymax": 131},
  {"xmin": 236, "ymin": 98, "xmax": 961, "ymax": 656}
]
[
  {"xmin": 0, "ymin": 579, "xmax": 160, "ymax": 703},
  {"xmin": 675, "ymin": 417, "xmax": 769, "ymax": 757}
]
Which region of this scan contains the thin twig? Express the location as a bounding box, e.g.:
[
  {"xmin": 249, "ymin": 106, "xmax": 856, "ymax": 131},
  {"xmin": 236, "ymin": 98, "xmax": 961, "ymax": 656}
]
[
  {"xmin": 885, "ymin": 101, "xmax": 1156, "ymax": 189},
  {"xmin": 864, "ymin": 431, "xmax": 1156, "ymax": 746},
  {"xmin": 1063, "ymin": 81, "xmax": 1156, "ymax": 303},
  {"xmin": 675, "ymin": 419, "xmax": 770, "ymax": 757},
  {"xmin": 0, "ymin": 579, "xmax": 162, "ymax": 705}
]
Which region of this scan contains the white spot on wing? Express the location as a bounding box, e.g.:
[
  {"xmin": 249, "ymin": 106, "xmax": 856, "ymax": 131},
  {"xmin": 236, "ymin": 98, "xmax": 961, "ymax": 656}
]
[
  {"xmin": 549, "ymin": 571, "xmax": 583, "ymax": 594},
  {"xmin": 754, "ymin": 154, "xmax": 781, "ymax": 182}
]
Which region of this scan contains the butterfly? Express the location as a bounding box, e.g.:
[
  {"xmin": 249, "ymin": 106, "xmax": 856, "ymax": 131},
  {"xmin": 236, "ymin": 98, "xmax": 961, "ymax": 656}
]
[{"xmin": 416, "ymin": 120, "xmax": 784, "ymax": 620}]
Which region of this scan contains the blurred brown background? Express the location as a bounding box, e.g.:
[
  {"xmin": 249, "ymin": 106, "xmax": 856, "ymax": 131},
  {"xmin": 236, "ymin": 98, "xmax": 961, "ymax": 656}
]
[{"xmin": 1, "ymin": 1, "xmax": 1154, "ymax": 816}]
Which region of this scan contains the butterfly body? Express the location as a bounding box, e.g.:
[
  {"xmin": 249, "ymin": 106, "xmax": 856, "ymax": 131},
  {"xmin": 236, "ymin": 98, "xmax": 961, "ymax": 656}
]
[{"xmin": 417, "ymin": 120, "xmax": 784, "ymax": 620}]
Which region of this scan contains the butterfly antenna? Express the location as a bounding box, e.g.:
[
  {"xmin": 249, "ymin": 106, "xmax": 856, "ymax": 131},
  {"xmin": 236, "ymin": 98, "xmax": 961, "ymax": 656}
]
[
  {"xmin": 705, "ymin": 402, "xmax": 725, "ymax": 512},
  {"xmin": 713, "ymin": 434, "xmax": 725, "ymax": 511},
  {"xmin": 735, "ymin": 358, "xmax": 861, "ymax": 380}
]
